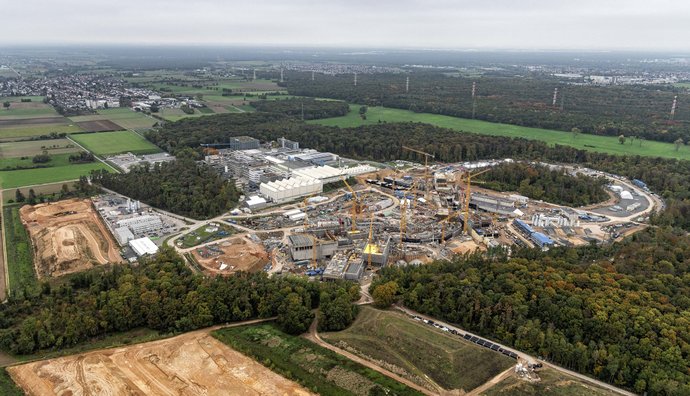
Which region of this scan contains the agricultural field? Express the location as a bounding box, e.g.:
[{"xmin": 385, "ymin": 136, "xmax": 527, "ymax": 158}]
[
  {"xmin": 0, "ymin": 138, "xmax": 80, "ymax": 159},
  {"xmin": 2, "ymin": 206, "xmax": 37, "ymax": 299},
  {"xmin": 321, "ymin": 306, "xmax": 513, "ymax": 393},
  {"xmin": 0, "ymin": 161, "xmax": 110, "ymax": 189},
  {"xmin": 179, "ymin": 221, "xmax": 234, "ymax": 248},
  {"xmin": 0, "ymin": 152, "xmax": 77, "ymax": 170},
  {"xmin": 0, "ymin": 99, "xmax": 56, "ymax": 119},
  {"xmin": 214, "ymin": 323, "xmax": 422, "ymax": 396},
  {"xmin": 69, "ymin": 108, "xmax": 157, "ymax": 130},
  {"xmin": 8, "ymin": 331, "xmax": 313, "ymax": 396},
  {"xmin": 310, "ymin": 104, "xmax": 690, "ymax": 161},
  {"xmin": 481, "ymin": 367, "xmax": 617, "ymax": 396},
  {"xmin": 19, "ymin": 198, "xmax": 122, "ymax": 278},
  {"xmin": 70, "ymin": 130, "xmax": 161, "ymax": 155},
  {"xmin": 0, "ymin": 123, "xmax": 83, "ymax": 141},
  {"xmin": 3, "ymin": 181, "xmax": 74, "ymax": 204}
]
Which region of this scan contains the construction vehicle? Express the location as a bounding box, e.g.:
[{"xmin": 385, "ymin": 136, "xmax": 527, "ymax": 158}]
[
  {"xmin": 462, "ymin": 168, "xmax": 491, "ymax": 234},
  {"xmin": 402, "ymin": 146, "xmax": 435, "ymax": 201}
]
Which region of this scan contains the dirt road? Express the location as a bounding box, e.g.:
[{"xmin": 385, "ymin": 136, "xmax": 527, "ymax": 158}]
[
  {"xmin": 304, "ymin": 318, "xmax": 437, "ymax": 396},
  {"xmin": 396, "ymin": 306, "xmax": 636, "ymax": 396},
  {"xmin": 0, "ymin": 187, "xmax": 7, "ymax": 301}
]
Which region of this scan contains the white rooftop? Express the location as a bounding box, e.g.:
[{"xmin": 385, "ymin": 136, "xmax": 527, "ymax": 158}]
[{"xmin": 129, "ymin": 237, "xmax": 159, "ymax": 257}]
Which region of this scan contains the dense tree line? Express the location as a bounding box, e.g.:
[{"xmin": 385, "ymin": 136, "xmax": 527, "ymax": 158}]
[
  {"xmin": 477, "ymin": 162, "xmax": 609, "ymax": 207},
  {"xmin": 0, "ymin": 248, "xmax": 329, "ymax": 354},
  {"xmin": 372, "ymin": 227, "xmax": 690, "ymax": 395},
  {"xmin": 250, "ymin": 97, "xmax": 350, "ymax": 120},
  {"xmin": 146, "ymin": 113, "xmax": 690, "ymax": 230},
  {"xmin": 90, "ymin": 153, "xmax": 240, "ymax": 219},
  {"xmin": 68, "ymin": 151, "xmax": 95, "ymax": 163},
  {"xmin": 285, "ymin": 71, "xmax": 690, "ymax": 144}
]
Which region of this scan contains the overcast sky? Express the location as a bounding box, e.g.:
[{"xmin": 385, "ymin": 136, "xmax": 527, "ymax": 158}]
[{"xmin": 2, "ymin": 0, "xmax": 690, "ymax": 50}]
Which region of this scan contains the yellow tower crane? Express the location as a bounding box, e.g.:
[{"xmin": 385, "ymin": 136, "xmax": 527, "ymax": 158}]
[
  {"xmin": 402, "ymin": 146, "xmax": 435, "ymax": 201},
  {"xmin": 342, "ymin": 177, "xmax": 361, "ymax": 233},
  {"xmin": 463, "ymin": 168, "xmax": 491, "ymax": 234},
  {"xmin": 367, "ymin": 211, "xmax": 375, "ymax": 267},
  {"xmin": 400, "ymin": 197, "xmax": 407, "ymax": 252}
]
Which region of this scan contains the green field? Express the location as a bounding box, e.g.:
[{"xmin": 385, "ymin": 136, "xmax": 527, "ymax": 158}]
[
  {"xmin": 0, "ymin": 123, "xmax": 84, "ymax": 141},
  {"xmin": 0, "ymin": 368, "xmax": 22, "ymax": 396},
  {"xmin": 0, "ymin": 139, "xmax": 80, "ymax": 158},
  {"xmin": 481, "ymin": 367, "xmax": 617, "ymax": 396},
  {"xmin": 310, "ymin": 105, "xmax": 690, "ymax": 161},
  {"xmin": 179, "ymin": 222, "xmax": 234, "ymax": 248},
  {"xmin": 69, "ymin": 108, "xmax": 157, "ymax": 130},
  {"xmin": 0, "ymin": 96, "xmax": 46, "ymax": 104},
  {"xmin": 3, "ymin": 181, "xmax": 74, "ymax": 204},
  {"xmin": 0, "ymin": 162, "xmax": 110, "ymax": 189},
  {"xmin": 70, "ymin": 130, "xmax": 161, "ymax": 155},
  {"xmin": 2, "ymin": 206, "xmax": 38, "ymax": 299},
  {"xmin": 322, "ymin": 307, "xmax": 513, "ymax": 392},
  {"xmin": 213, "ymin": 323, "xmax": 422, "ymax": 396},
  {"xmin": 0, "ymin": 153, "xmax": 79, "ymax": 170}
]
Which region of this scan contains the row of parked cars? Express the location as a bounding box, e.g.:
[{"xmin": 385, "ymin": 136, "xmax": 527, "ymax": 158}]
[{"xmin": 412, "ymin": 315, "xmax": 519, "ymax": 360}]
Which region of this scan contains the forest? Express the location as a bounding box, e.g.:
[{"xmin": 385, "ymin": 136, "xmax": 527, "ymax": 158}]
[
  {"xmin": 146, "ymin": 113, "xmax": 690, "ymax": 231},
  {"xmin": 477, "ymin": 162, "xmax": 609, "ymax": 207},
  {"xmin": 250, "ymin": 97, "xmax": 349, "ymax": 120},
  {"xmin": 370, "ymin": 227, "xmax": 690, "ymax": 395},
  {"xmin": 284, "ymin": 71, "xmax": 690, "ymax": 144},
  {"xmin": 89, "ymin": 153, "xmax": 240, "ymax": 219},
  {"xmin": 0, "ymin": 247, "xmax": 359, "ymax": 355}
]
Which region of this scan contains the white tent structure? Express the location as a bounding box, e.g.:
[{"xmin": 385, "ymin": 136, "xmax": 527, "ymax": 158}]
[{"xmin": 260, "ymin": 177, "xmax": 322, "ymax": 203}]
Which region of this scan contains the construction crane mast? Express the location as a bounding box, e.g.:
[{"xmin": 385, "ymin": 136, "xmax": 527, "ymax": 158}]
[
  {"xmin": 402, "ymin": 146, "xmax": 435, "ymax": 200},
  {"xmin": 400, "ymin": 197, "xmax": 407, "ymax": 252},
  {"xmin": 367, "ymin": 212, "xmax": 374, "ymax": 267},
  {"xmin": 342, "ymin": 177, "xmax": 361, "ymax": 233},
  {"xmin": 463, "ymin": 168, "xmax": 491, "ymax": 234}
]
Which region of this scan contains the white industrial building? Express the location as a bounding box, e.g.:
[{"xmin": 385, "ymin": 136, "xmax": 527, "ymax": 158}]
[
  {"xmin": 116, "ymin": 214, "xmax": 164, "ymax": 236},
  {"xmin": 129, "ymin": 237, "xmax": 159, "ymax": 257},
  {"xmin": 292, "ymin": 164, "xmax": 377, "ymax": 184},
  {"xmin": 260, "ymin": 177, "xmax": 323, "ymax": 203},
  {"xmin": 114, "ymin": 226, "xmax": 135, "ymax": 245}
]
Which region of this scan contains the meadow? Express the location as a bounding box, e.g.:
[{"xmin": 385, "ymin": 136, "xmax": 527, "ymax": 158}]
[
  {"xmin": 0, "ymin": 139, "xmax": 80, "ymax": 158},
  {"xmin": 70, "ymin": 130, "xmax": 161, "ymax": 156},
  {"xmin": 69, "ymin": 108, "xmax": 157, "ymax": 130},
  {"xmin": 0, "ymin": 162, "xmax": 110, "ymax": 189},
  {"xmin": 213, "ymin": 323, "xmax": 422, "ymax": 396},
  {"xmin": 310, "ymin": 105, "xmax": 690, "ymax": 161},
  {"xmin": 322, "ymin": 306, "xmax": 513, "ymax": 392}
]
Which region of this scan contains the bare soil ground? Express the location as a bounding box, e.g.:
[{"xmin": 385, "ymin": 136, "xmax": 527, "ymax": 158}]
[
  {"xmin": 75, "ymin": 120, "xmax": 123, "ymax": 132},
  {"xmin": 19, "ymin": 198, "xmax": 122, "ymax": 279},
  {"xmin": 8, "ymin": 330, "xmax": 313, "ymax": 396},
  {"xmin": 192, "ymin": 235, "xmax": 269, "ymax": 275}
]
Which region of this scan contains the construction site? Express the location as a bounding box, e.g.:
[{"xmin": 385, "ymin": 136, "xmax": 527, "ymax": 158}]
[
  {"xmin": 212, "ymin": 144, "xmax": 659, "ymax": 281},
  {"xmin": 189, "ymin": 234, "xmax": 270, "ymax": 275},
  {"xmin": 8, "ymin": 330, "xmax": 313, "ymax": 396},
  {"xmin": 19, "ymin": 198, "xmax": 123, "ymax": 278}
]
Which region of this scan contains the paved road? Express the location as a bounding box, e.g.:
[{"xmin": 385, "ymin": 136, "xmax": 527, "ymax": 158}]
[{"xmin": 395, "ymin": 306, "xmax": 636, "ymax": 396}]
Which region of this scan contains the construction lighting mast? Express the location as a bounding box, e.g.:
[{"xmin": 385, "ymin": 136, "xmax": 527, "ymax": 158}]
[
  {"xmin": 463, "ymin": 168, "xmax": 491, "ymax": 235},
  {"xmin": 402, "ymin": 146, "xmax": 435, "ymax": 200}
]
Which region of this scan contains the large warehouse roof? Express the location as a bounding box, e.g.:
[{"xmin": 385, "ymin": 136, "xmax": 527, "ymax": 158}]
[{"xmin": 129, "ymin": 237, "xmax": 159, "ymax": 257}]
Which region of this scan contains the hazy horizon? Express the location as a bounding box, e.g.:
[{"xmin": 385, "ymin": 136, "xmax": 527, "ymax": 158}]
[{"xmin": 2, "ymin": 0, "xmax": 690, "ymax": 51}]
